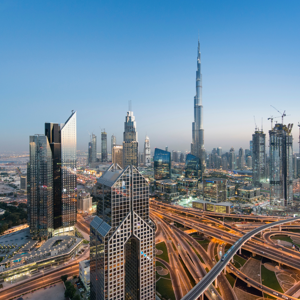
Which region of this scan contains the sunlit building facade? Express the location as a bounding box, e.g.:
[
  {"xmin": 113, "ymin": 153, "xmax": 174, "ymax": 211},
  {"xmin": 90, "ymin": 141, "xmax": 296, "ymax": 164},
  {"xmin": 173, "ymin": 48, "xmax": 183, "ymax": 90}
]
[
  {"xmin": 269, "ymin": 123, "xmax": 293, "ymax": 206},
  {"xmin": 90, "ymin": 164, "xmax": 155, "ymax": 300},
  {"xmin": 123, "ymin": 111, "xmax": 138, "ymax": 168},
  {"xmin": 153, "ymin": 148, "xmax": 171, "ymax": 180},
  {"xmin": 27, "ymin": 135, "xmax": 53, "ymax": 240}
]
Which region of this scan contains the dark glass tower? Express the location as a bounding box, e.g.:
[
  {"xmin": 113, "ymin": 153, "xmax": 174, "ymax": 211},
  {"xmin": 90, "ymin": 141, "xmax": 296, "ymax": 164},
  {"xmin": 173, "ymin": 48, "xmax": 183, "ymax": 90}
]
[
  {"xmin": 185, "ymin": 153, "xmax": 202, "ymax": 180},
  {"xmin": 27, "ymin": 135, "xmax": 53, "ymax": 240},
  {"xmin": 88, "ymin": 133, "xmax": 97, "ymax": 164},
  {"xmin": 90, "ymin": 164, "xmax": 155, "ymax": 300},
  {"xmin": 153, "ymin": 148, "xmax": 171, "ymax": 180},
  {"xmin": 252, "ymin": 130, "xmax": 266, "ymax": 187},
  {"xmin": 101, "ymin": 131, "xmax": 107, "ymax": 162}
]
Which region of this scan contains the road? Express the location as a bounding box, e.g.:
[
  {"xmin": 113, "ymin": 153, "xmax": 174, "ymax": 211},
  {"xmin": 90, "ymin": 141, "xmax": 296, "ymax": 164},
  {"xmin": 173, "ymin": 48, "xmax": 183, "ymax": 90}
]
[{"xmin": 180, "ymin": 216, "xmax": 300, "ymax": 300}]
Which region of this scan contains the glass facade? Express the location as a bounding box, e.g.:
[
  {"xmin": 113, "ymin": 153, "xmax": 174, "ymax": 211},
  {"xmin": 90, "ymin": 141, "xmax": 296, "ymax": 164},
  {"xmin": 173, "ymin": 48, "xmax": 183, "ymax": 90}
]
[
  {"xmin": 252, "ymin": 130, "xmax": 266, "ymax": 187},
  {"xmin": 203, "ymin": 178, "xmax": 227, "ymax": 202},
  {"xmin": 27, "ymin": 135, "xmax": 53, "ymax": 240},
  {"xmin": 88, "ymin": 134, "xmax": 97, "ymax": 164},
  {"xmin": 185, "ymin": 153, "xmax": 202, "ymax": 180},
  {"xmin": 123, "ymin": 111, "xmax": 138, "ymax": 168},
  {"xmin": 269, "ymin": 123, "xmax": 293, "ymax": 206},
  {"xmin": 90, "ymin": 165, "xmax": 155, "ymax": 300},
  {"xmin": 153, "ymin": 148, "xmax": 171, "ymax": 180},
  {"xmin": 101, "ymin": 132, "xmax": 107, "ymax": 162}
]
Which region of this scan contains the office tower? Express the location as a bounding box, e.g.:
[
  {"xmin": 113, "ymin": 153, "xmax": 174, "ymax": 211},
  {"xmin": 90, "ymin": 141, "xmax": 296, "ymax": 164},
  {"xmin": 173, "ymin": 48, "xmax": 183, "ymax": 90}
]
[
  {"xmin": 252, "ymin": 130, "xmax": 266, "ymax": 186},
  {"xmin": 144, "ymin": 136, "xmax": 151, "ymax": 166},
  {"xmin": 217, "ymin": 147, "xmax": 222, "ymax": 157},
  {"xmin": 269, "ymin": 123, "xmax": 293, "ymax": 206},
  {"xmin": 44, "ymin": 111, "xmax": 77, "ymax": 236},
  {"xmin": 247, "ymin": 156, "xmax": 252, "ymax": 168},
  {"xmin": 88, "ymin": 134, "xmax": 97, "ymax": 164},
  {"xmin": 185, "ymin": 153, "xmax": 202, "ymax": 180},
  {"xmin": 180, "ymin": 152, "xmax": 185, "ymax": 163},
  {"xmin": 222, "ymin": 156, "xmax": 228, "ymax": 170},
  {"xmin": 250, "ymin": 141, "xmax": 253, "ymax": 156},
  {"xmin": 101, "ymin": 130, "xmax": 107, "ymax": 162},
  {"xmin": 172, "ymin": 151, "xmax": 178, "ymax": 162},
  {"xmin": 191, "ymin": 40, "xmax": 206, "ymax": 168},
  {"xmin": 238, "ymin": 148, "xmax": 245, "ymax": 170},
  {"xmin": 111, "ymin": 135, "xmax": 116, "ymax": 157},
  {"xmin": 203, "ymin": 178, "xmax": 227, "ymax": 202},
  {"xmin": 20, "ymin": 175, "xmax": 27, "ymax": 190},
  {"xmin": 112, "ymin": 145, "xmax": 123, "ymax": 168},
  {"xmin": 153, "ymin": 148, "xmax": 171, "ymax": 180},
  {"xmin": 123, "ymin": 111, "xmax": 138, "ymax": 168},
  {"xmin": 90, "ymin": 164, "xmax": 155, "ymax": 300},
  {"xmin": 27, "ymin": 135, "xmax": 53, "ymax": 239},
  {"xmin": 165, "ymin": 146, "xmax": 168, "ymax": 152},
  {"xmin": 229, "ymin": 148, "xmax": 235, "ymax": 170}
]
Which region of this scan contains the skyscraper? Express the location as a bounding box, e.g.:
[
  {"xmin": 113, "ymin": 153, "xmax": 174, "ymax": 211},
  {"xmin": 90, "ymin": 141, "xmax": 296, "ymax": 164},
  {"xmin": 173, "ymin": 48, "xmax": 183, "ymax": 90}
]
[
  {"xmin": 90, "ymin": 164, "xmax": 155, "ymax": 300},
  {"xmin": 88, "ymin": 134, "xmax": 97, "ymax": 164},
  {"xmin": 27, "ymin": 135, "xmax": 53, "ymax": 239},
  {"xmin": 185, "ymin": 153, "xmax": 202, "ymax": 180},
  {"xmin": 123, "ymin": 110, "xmax": 138, "ymax": 168},
  {"xmin": 252, "ymin": 129, "xmax": 266, "ymax": 187},
  {"xmin": 101, "ymin": 130, "xmax": 107, "ymax": 162},
  {"xmin": 217, "ymin": 147, "xmax": 222, "ymax": 157},
  {"xmin": 269, "ymin": 123, "xmax": 293, "ymax": 206},
  {"xmin": 229, "ymin": 148, "xmax": 235, "ymax": 170},
  {"xmin": 191, "ymin": 40, "xmax": 205, "ymax": 168},
  {"xmin": 238, "ymin": 148, "xmax": 245, "ymax": 170},
  {"xmin": 111, "ymin": 134, "xmax": 116, "ymax": 156},
  {"xmin": 112, "ymin": 145, "xmax": 123, "ymax": 168},
  {"xmin": 144, "ymin": 136, "xmax": 151, "ymax": 166},
  {"xmin": 28, "ymin": 111, "xmax": 77, "ymax": 239},
  {"xmin": 153, "ymin": 148, "xmax": 171, "ymax": 180}
]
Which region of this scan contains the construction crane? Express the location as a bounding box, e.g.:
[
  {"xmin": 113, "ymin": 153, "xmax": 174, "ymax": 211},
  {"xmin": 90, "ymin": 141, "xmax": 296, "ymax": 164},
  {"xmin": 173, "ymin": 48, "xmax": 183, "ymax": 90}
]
[
  {"xmin": 270, "ymin": 105, "xmax": 288, "ymax": 124},
  {"xmin": 253, "ymin": 116, "xmax": 258, "ymax": 131}
]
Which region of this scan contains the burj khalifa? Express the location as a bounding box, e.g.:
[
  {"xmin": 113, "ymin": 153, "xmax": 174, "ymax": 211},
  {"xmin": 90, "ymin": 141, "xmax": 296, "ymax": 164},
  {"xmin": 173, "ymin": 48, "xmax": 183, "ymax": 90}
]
[{"xmin": 191, "ymin": 40, "xmax": 205, "ymax": 165}]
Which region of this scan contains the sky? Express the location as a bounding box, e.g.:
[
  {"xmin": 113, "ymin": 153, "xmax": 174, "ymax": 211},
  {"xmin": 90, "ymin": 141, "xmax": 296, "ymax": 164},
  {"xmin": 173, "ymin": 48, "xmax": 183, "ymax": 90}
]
[{"xmin": 0, "ymin": 0, "xmax": 300, "ymax": 154}]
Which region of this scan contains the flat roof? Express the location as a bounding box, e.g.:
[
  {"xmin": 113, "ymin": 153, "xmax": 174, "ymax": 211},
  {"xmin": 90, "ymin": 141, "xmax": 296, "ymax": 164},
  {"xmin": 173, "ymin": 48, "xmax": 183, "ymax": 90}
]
[{"xmin": 193, "ymin": 200, "xmax": 231, "ymax": 206}]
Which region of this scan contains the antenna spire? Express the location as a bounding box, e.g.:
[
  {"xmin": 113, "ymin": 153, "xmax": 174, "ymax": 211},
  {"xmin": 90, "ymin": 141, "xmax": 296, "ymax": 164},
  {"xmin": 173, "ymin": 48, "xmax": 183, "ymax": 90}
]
[{"xmin": 128, "ymin": 100, "xmax": 132, "ymax": 112}]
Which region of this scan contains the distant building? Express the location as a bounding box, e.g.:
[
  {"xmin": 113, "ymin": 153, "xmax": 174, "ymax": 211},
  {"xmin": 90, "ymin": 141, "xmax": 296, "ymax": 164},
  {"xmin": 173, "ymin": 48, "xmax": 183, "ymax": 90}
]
[
  {"xmin": 238, "ymin": 148, "xmax": 245, "ymax": 170},
  {"xmin": 217, "ymin": 147, "xmax": 222, "ymax": 157},
  {"xmin": 192, "ymin": 200, "xmax": 231, "ymax": 214},
  {"xmin": 229, "ymin": 148, "xmax": 235, "ymax": 170},
  {"xmin": 78, "ymin": 191, "xmax": 92, "ymax": 213},
  {"xmin": 252, "ymin": 130, "xmax": 266, "ymax": 186},
  {"xmin": 144, "ymin": 136, "xmax": 151, "ymax": 166},
  {"xmin": 203, "ymin": 178, "xmax": 227, "ymax": 202},
  {"xmin": 247, "ymin": 156, "xmax": 252, "ymax": 168},
  {"xmin": 153, "ymin": 148, "xmax": 171, "ymax": 180},
  {"xmin": 101, "ymin": 131, "xmax": 107, "ymax": 162},
  {"xmin": 123, "ymin": 111, "xmax": 138, "ymax": 168},
  {"xmin": 111, "ymin": 135, "xmax": 116, "ymax": 156},
  {"xmin": 88, "ymin": 134, "xmax": 97, "ymax": 164},
  {"xmin": 269, "ymin": 123, "xmax": 293, "ymax": 206},
  {"xmin": 237, "ymin": 185, "xmax": 261, "ymax": 201},
  {"xmin": 79, "ymin": 260, "xmax": 90, "ymax": 291},
  {"xmin": 20, "ymin": 176, "xmax": 27, "ymax": 190},
  {"xmin": 112, "ymin": 145, "xmax": 123, "ymax": 168},
  {"xmin": 185, "ymin": 154, "xmax": 202, "ymax": 180},
  {"xmin": 172, "ymin": 150, "xmax": 178, "ymax": 162}
]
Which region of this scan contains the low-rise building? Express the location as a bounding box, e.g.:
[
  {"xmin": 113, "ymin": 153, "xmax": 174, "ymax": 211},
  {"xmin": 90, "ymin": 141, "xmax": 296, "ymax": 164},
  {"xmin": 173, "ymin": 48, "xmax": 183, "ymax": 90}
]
[
  {"xmin": 237, "ymin": 185, "xmax": 262, "ymax": 201},
  {"xmin": 77, "ymin": 191, "xmax": 93, "ymax": 213},
  {"xmin": 203, "ymin": 178, "xmax": 227, "ymax": 203},
  {"xmin": 79, "ymin": 259, "xmax": 90, "ymax": 291},
  {"xmin": 192, "ymin": 200, "xmax": 231, "ymax": 214}
]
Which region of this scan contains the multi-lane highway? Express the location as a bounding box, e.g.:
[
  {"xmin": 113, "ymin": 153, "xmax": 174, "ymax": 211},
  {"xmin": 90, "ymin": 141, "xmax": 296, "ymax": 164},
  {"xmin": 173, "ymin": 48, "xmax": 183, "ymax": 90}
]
[{"xmin": 180, "ymin": 216, "xmax": 300, "ymax": 300}]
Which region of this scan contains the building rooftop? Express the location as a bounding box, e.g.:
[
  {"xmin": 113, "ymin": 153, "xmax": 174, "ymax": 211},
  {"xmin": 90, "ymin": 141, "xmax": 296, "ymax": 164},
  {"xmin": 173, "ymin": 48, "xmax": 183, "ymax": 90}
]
[{"xmin": 97, "ymin": 164, "xmax": 124, "ymax": 187}]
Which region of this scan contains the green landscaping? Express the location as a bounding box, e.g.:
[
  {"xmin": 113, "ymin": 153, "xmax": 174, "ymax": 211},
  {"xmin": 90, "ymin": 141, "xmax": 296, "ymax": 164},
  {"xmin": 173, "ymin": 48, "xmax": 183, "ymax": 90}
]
[
  {"xmin": 261, "ymin": 265, "xmax": 283, "ymax": 293},
  {"xmin": 233, "ymin": 255, "xmax": 247, "ymax": 268},
  {"xmin": 156, "ymin": 261, "xmax": 170, "ymax": 279},
  {"xmin": 156, "ymin": 242, "xmax": 169, "ymax": 263},
  {"xmin": 271, "ymin": 235, "xmax": 293, "ymax": 244},
  {"xmin": 156, "ymin": 278, "xmax": 175, "ymax": 300}
]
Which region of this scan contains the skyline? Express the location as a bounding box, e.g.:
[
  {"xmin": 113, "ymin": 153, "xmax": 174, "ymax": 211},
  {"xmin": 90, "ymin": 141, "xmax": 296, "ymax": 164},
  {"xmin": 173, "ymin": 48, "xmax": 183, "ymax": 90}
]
[{"xmin": 1, "ymin": 1, "xmax": 300, "ymax": 153}]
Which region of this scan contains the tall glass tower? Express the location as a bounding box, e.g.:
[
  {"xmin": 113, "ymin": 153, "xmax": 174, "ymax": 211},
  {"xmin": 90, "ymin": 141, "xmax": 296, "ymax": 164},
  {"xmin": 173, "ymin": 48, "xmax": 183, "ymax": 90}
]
[
  {"xmin": 123, "ymin": 111, "xmax": 138, "ymax": 168},
  {"xmin": 27, "ymin": 135, "xmax": 53, "ymax": 240},
  {"xmin": 111, "ymin": 134, "xmax": 116, "ymax": 157},
  {"xmin": 153, "ymin": 148, "xmax": 171, "ymax": 180},
  {"xmin": 269, "ymin": 123, "xmax": 293, "ymax": 206},
  {"xmin": 88, "ymin": 134, "xmax": 97, "ymax": 164},
  {"xmin": 191, "ymin": 40, "xmax": 205, "ymax": 168},
  {"xmin": 101, "ymin": 131, "xmax": 107, "ymax": 162},
  {"xmin": 144, "ymin": 136, "xmax": 151, "ymax": 166},
  {"xmin": 90, "ymin": 164, "xmax": 155, "ymax": 300},
  {"xmin": 252, "ymin": 130, "xmax": 266, "ymax": 187}
]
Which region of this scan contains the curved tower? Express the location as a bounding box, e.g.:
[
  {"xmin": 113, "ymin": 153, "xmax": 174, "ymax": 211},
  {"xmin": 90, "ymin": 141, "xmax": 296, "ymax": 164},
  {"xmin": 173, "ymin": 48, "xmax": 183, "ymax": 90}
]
[{"xmin": 191, "ymin": 40, "xmax": 205, "ymax": 166}]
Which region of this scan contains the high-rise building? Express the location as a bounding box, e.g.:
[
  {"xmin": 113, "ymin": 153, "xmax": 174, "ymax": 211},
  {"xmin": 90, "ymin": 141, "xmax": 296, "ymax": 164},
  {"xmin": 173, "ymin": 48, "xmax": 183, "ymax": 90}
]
[
  {"xmin": 88, "ymin": 134, "xmax": 97, "ymax": 164},
  {"xmin": 112, "ymin": 145, "xmax": 123, "ymax": 168},
  {"xmin": 77, "ymin": 191, "xmax": 93, "ymax": 213},
  {"xmin": 123, "ymin": 111, "xmax": 138, "ymax": 168},
  {"xmin": 172, "ymin": 150, "xmax": 178, "ymax": 162},
  {"xmin": 27, "ymin": 135, "xmax": 53, "ymax": 240},
  {"xmin": 203, "ymin": 178, "xmax": 227, "ymax": 202},
  {"xmin": 90, "ymin": 164, "xmax": 155, "ymax": 300},
  {"xmin": 185, "ymin": 153, "xmax": 202, "ymax": 180},
  {"xmin": 252, "ymin": 130, "xmax": 266, "ymax": 186},
  {"xmin": 238, "ymin": 148, "xmax": 245, "ymax": 170},
  {"xmin": 247, "ymin": 156, "xmax": 252, "ymax": 168},
  {"xmin": 191, "ymin": 40, "xmax": 205, "ymax": 169},
  {"xmin": 153, "ymin": 148, "xmax": 171, "ymax": 180},
  {"xmin": 229, "ymin": 148, "xmax": 235, "ymax": 170},
  {"xmin": 217, "ymin": 147, "xmax": 222, "ymax": 157},
  {"xmin": 101, "ymin": 131, "xmax": 107, "ymax": 162},
  {"xmin": 111, "ymin": 135, "xmax": 116, "ymax": 156},
  {"xmin": 144, "ymin": 136, "xmax": 151, "ymax": 166},
  {"xmin": 20, "ymin": 175, "xmax": 27, "ymax": 190},
  {"xmin": 250, "ymin": 141, "xmax": 253, "ymax": 156},
  {"xmin": 269, "ymin": 123, "xmax": 293, "ymax": 206}
]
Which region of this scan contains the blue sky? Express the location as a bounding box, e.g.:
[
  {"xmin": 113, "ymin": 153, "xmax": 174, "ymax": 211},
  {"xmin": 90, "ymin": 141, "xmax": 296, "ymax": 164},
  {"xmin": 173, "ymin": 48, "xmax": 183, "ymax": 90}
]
[{"xmin": 0, "ymin": 0, "xmax": 300, "ymax": 154}]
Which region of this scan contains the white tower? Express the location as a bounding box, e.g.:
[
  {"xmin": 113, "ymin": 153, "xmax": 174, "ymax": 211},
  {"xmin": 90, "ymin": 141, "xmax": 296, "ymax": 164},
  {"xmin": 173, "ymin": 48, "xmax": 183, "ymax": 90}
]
[{"xmin": 144, "ymin": 136, "xmax": 151, "ymax": 166}]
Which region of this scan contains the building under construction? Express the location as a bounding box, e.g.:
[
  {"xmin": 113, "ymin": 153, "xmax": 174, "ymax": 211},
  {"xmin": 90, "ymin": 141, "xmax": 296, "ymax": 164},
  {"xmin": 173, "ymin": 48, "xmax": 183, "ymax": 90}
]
[{"xmin": 269, "ymin": 123, "xmax": 293, "ymax": 207}]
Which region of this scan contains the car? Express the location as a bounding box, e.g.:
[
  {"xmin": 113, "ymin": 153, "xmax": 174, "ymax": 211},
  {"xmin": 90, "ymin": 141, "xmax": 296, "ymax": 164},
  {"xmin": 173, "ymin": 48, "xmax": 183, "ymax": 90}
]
[
  {"xmin": 282, "ymin": 296, "xmax": 289, "ymax": 300},
  {"xmin": 273, "ymin": 292, "xmax": 278, "ymax": 296}
]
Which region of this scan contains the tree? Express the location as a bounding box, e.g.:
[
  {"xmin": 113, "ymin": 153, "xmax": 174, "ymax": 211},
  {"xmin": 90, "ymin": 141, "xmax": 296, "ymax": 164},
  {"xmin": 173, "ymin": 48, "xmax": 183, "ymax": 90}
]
[
  {"xmin": 61, "ymin": 275, "xmax": 68, "ymax": 282},
  {"xmin": 65, "ymin": 285, "xmax": 76, "ymax": 299},
  {"xmin": 72, "ymin": 294, "xmax": 81, "ymax": 300}
]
